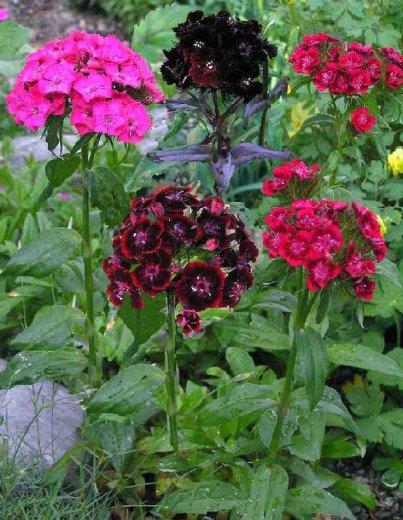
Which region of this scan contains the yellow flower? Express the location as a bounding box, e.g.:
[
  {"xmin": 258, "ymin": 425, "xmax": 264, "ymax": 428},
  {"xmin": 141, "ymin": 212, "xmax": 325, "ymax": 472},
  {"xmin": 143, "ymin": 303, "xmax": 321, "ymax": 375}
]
[
  {"xmin": 288, "ymin": 102, "xmax": 313, "ymax": 137},
  {"xmin": 342, "ymin": 374, "xmax": 365, "ymax": 394},
  {"xmin": 377, "ymin": 215, "xmax": 388, "ymax": 236},
  {"xmin": 387, "ymin": 147, "xmax": 403, "ymax": 176}
]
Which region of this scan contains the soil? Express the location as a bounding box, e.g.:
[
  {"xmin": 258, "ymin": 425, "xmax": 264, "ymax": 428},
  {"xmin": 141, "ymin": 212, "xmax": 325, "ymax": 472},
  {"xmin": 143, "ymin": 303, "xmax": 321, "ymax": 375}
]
[
  {"xmin": 7, "ymin": 0, "xmax": 126, "ymax": 47},
  {"xmin": 328, "ymin": 457, "xmax": 402, "ymax": 520}
]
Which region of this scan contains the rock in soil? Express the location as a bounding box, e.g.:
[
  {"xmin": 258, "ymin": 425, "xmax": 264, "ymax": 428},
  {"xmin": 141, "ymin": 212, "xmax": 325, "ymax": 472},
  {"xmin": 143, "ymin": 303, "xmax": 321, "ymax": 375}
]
[{"xmin": 0, "ymin": 379, "xmax": 83, "ymax": 469}]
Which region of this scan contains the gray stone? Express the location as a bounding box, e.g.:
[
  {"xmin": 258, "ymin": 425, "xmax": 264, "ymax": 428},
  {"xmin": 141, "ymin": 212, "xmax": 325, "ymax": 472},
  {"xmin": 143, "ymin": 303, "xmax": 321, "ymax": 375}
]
[
  {"xmin": 0, "ymin": 380, "xmax": 83, "ymax": 469},
  {"xmin": 9, "ymin": 134, "xmax": 76, "ymax": 169},
  {"xmin": 0, "ymin": 359, "xmax": 6, "ymax": 372},
  {"xmin": 137, "ymin": 106, "xmax": 169, "ymax": 154}
]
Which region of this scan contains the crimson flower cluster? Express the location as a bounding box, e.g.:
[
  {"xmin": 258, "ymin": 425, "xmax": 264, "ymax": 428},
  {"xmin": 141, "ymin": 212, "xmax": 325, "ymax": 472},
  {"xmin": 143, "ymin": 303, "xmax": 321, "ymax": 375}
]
[
  {"xmin": 161, "ymin": 10, "xmax": 277, "ymax": 99},
  {"xmin": 6, "ymin": 30, "xmax": 164, "ymax": 142},
  {"xmin": 262, "ymin": 159, "xmax": 320, "ymax": 199},
  {"xmin": 103, "ymin": 186, "xmax": 258, "ymax": 335},
  {"xmin": 263, "ymin": 199, "xmax": 387, "ymax": 301},
  {"xmin": 289, "ymin": 33, "xmax": 403, "ymax": 94}
]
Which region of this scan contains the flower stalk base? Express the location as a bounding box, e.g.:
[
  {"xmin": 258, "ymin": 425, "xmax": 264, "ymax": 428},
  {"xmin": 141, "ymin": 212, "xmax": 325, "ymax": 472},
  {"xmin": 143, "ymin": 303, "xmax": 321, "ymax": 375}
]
[{"xmin": 165, "ymin": 289, "xmax": 179, "ymax": 452}]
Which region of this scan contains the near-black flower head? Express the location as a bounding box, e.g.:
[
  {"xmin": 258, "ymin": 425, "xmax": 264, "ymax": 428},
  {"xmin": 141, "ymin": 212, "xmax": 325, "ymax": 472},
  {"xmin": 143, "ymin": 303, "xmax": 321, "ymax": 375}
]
[{"xmin": 161, "ymin": 9, "xmax": 278, "ymax": 99}]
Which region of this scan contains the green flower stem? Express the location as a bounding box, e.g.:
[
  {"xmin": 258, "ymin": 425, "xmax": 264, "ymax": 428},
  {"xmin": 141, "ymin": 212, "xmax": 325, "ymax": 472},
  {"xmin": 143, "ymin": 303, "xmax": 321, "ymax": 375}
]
[
  {"xmin": 268, "ymin": 282, "xmax": 317, "ymax": 463},
  {"xmin": 165, "ymin": 289, "xmax": 179, "ymax": 452},
  {"xmin": 81, "ymin": 140, "xmax": 100, "ymax": 382}
]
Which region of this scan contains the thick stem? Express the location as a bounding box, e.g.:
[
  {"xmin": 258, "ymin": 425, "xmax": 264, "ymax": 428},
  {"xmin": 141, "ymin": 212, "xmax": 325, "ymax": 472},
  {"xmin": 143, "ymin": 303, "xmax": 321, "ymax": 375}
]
[
  {"xmin": 268, "ymin": 284, "xmax": 312, "ymax": 463},
  {"xmin": 81, "ymin": 142, "xmax": 99, "ymax": 381},
  {"xmin": 258, "ymin": 61, "xmax": 269, "ymax": 147},
  {"xmin": 165, "ymin": 290, "xmax": 179, "ymax": 452}
]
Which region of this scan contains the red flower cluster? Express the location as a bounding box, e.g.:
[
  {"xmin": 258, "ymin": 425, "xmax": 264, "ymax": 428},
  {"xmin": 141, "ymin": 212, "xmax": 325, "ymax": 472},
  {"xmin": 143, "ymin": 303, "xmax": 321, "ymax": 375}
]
[
  {"xmin": 263, "ymin": 199, "xmax": 387, "ymax": 300},
  {"xmin": 262, "ymin": 159, "xmax": 320, "ymax": 199},
  {"xmin": 6, "ymin": 30, "xmax": 164, "ymax": 141},
  {"xmin": 103, "ymin": 186, "xmax": 257, "ymax": 335},
  {"xmin": 289, "ymin": 34, "xmax": 403, "ymax": 94},
  {"xmin": 350, "ymin": 107, "xmax": 377, "ymax": 133}
]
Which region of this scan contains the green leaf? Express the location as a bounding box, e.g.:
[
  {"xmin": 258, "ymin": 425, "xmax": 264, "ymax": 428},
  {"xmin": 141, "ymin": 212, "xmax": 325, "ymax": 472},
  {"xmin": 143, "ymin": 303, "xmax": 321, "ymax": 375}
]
[
  {"xmin": 197, "ymin": 383, "xmax": 277, "ymax": 426},
  {"xmin": 132, "ymin": 4, "xmax": 192, "ymax": 64},
  {"xmin": 285, "ymin": 486, "xmax": 354, "ymax": 520},
  {"xmin": 290, "ymin": 410, "xmax": 325, "ymax": 461},
  {"xmin": 118, "ymin": 293, "xmax": 165, "ymax": 350},
  {"xmin": 11, "ymin": 305, "xmax": 85, "ymax": 349},
  {"xmin": 157, "ymin": 481, "xmax": 245, "ymax": 515},
  {"xmin": 328, "ymin": 343, "xmax": 403, "ymax": 378},
  {"xmin": 322, "ymin": 432, "xmax": 363, "ymax": 459},
  {"xmin": 1, "ymin": 228, "xmax": 81, "ymax": 278},
  {"xmin": 88, "ymin": 364, "xmax": 164, "ymax": 416},
  {"xmin": 163, "ymin": 111, "xmax": 189, "ymax": 141},
  {"xmin": 316, "ymin": 387, "xmax": 361, "ymax": 437},
  {"xmin": 368, "ymin": 348, "xmax": 403, "ymax": 390},
  {"xmin": 44, "ymin": 115, "xmax": 63, "ymax": 153},
  {"xmin": 0, "ymin": 20, "xmax": 29, "ymax": 77},
  {"xmin": 45, "ymin": 155, "xmax": 81, "ymax": 188},
  {"xmin": 226, "ymin": 347, "xmax": 255, "ymax": 376},
  {"xmin": 295, "ymin": 328, "xmax": 328, "ymax": 409},
  {"xmin": 99, "ymin": 418, "xmax": 135, "ymax": 475},
  {"xmin": 299, "ymin": 113, "xmax": 335, "ymax": 132},
  {"xmin": 0, "ymin": 348, "xmax": 87, "ymax": 387},
  {"xmin": 243, "ymin": 464, "xmax": 288, "ymax": 520},
  {"xmin": 88, "ymin": 166, "xmax": 130, "ymax": 227},
  {"xmin": 0, "ymin": 295, "xmax": 23, "ymax": 319},
  {"xmin": 376, "ymin": 409, "xmax": 403, "ymax": 450},
  {"xmin": 214, "ymin": 313, "xmax": 290, "ymax": 351},
  {"xmin": 332, "ymin": 477, "xmax": 376, "ymax": 511}
]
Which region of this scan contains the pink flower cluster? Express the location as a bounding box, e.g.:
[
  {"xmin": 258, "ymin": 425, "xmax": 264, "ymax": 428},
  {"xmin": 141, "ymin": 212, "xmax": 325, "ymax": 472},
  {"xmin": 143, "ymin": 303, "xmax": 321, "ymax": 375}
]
[
  {"xmin": 6, "ymin": 30, "xmax": 164, "ymax": 142},
  {"xmin": 263, "ymin": 199, "xmax": 387, "ymax": 301},
  {"xmin": 289, "ymin": 33, "xmax": 403, "ymax": 94},
  {"xmin": 262, "ymin": 159, "xmax": 320, "ymax": 199}
]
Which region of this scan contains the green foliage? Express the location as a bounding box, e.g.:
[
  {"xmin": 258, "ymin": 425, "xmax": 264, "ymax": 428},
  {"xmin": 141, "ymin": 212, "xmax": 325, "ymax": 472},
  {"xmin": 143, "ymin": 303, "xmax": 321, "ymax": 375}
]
[
  {"xmin": 0, "ymin": 20, "xmax": 30, "ymax": 77},
  {"xmin": 2, "ymin": 228, "xmax": 82, "ymax": 278},
  {"xmin": 0, "ymin": 0, "xmax": 402, "ymax": 517}
]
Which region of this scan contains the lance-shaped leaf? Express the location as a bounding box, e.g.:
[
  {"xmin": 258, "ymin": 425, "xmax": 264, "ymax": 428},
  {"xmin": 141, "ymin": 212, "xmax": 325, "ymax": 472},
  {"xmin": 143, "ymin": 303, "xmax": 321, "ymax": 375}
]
[
  {"xmin": 209, "ymin": 153, "xmax": 235, "ymax": 193},
  {"xmin": 244, "ymin": 78, "xmax": 288, "ymax": 123},
  {"xmin": 166, "ymin": 98, "xmax": 199, "ymax": 111},
  {"xmin": 231, "ymin": 143, "xmax": 291, "ymax": 165},
  {"xmin": 147, "ymin": 144, "xmax": 211, "ymax": 163}
]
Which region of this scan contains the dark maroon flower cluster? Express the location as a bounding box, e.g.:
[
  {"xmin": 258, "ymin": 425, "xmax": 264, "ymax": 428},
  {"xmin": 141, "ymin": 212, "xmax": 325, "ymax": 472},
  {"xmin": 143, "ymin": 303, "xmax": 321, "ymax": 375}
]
[
  {"xmin": 289, "ymin": 34, "xmax": 402, "ymax": 94},
  {"xmin": 263, "ymin": 199, "xmax": 387, "ymax": 301},
  {"xmin": 161, "ymin": 10, "xmax": 277, "ymax": 99},
  {"xmin": 103, "ymin": 185, "xmax": 258, "ymax": 335}
]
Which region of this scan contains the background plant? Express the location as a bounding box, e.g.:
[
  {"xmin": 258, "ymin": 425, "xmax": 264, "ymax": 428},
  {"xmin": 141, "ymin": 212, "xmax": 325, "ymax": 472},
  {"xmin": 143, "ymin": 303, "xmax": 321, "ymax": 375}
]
[{"xmin": 0, "ymin": 1, "xmax": 402, "ymax": 519}]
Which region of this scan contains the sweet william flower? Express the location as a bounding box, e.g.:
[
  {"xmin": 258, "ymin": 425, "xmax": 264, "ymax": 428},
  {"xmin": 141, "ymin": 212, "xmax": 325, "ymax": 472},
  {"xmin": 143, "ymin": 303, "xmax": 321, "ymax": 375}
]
[
  {"xmin": 161, "ymin": 9, "xmax": 277, "ymax": 99},
  {"xmin": 350, "ymin": 107, "xmax": 376, "ymax": 133},
  {"xmin": 175, "ymin": 262, "xmax": 225, "ymax": 312},
  {"xmin": 384, "ymin": 64, "xmax": 403, "ymax": 90},
  {"xmin": 73, "ymin": 72, "xmax": 112, "ymax": 102},
  {"xmin": 104, "ymin": 185, "xmax": 257, "ymax": 335},
  {"xmin": 387, "ymin": 147, "xmax": 403, "ymax": 176},
  {"xmin": 0, "ymin": 7, "xmax": 8, "ymax": 21},
  {"xmin": 263, "ymin": 198, "xmax": 387, "ymax": 301},
  {"xmin": 6, "ymin": 30, "xmax": 164, "ymax": 143}
]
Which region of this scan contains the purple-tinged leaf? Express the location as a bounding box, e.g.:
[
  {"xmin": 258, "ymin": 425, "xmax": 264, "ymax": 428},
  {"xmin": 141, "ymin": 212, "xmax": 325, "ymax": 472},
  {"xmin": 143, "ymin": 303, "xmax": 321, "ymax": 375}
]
[
  {"xmin": 244, "ymin": 78, "xmax": 288, "ymax": 122},
  {"xmin": 166, "ymin": 98, "xmax": 198, "ymax": 112},
  {"xmin": 209, "ymin": 153, "xmax": 235, "ymax": 193},
  {"xmin": 147, "ymin": 145, "xmax": 211, "ymax": 163},
  {"xmin": 231, "ymin": 143, "xmax": 291, "ymax": 165}
]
